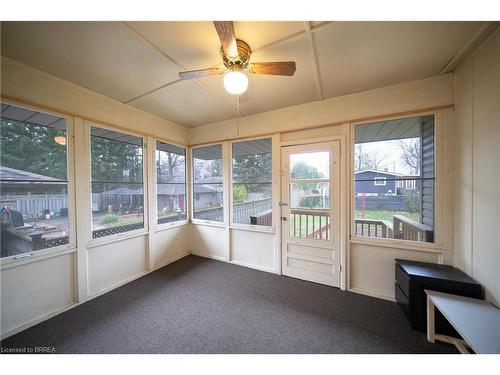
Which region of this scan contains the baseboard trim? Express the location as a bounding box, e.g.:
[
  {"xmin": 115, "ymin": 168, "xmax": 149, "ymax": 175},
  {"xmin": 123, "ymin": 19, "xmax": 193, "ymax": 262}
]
[
  {"xmin": 348, "ymin": 287, "xmax": 395, "ymax": 302},
  {"xmin": 189, "ymin": 251, "xmax": 227, "ymax": 262},
  {"xmin": 1, "ymin": 301, "xmax": 77, "ymax": 340},
  {"xmin": 228, "ymin": 259, "xmax": 276, "ymax": 274},
  {"xmin": 151, "ymin": 252, "xmax": 190, "ymax": 272},
  {"xmin": 190, "ymin": 251, "xmax": 276, "ymax": 274},
  {"xmin": 88, "ymin": 270, "xmax": 149, "ymax": 300}
]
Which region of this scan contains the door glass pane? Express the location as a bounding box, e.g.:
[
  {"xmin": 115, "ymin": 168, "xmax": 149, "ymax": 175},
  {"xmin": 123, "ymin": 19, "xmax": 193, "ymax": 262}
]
[
  {"xmin": 290, "ymin": 182, "xmax": 330, "ymax": 209},
  {"xmin": 289, "ymin": 211, "xmax": 330, "ymax": 241},
  {"xmin": 290, "ymin": 151, "xmax": 329, "ymax": 179}
]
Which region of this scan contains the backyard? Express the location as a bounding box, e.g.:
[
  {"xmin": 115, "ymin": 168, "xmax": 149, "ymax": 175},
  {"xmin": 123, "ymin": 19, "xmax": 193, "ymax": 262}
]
[
  {"xmin": 355, "ymin": 209, "xmax": 419, "ymax": 222},
  {"xmin": 288, "ymin": 209, "xmax": 421, "ymax": 241}
]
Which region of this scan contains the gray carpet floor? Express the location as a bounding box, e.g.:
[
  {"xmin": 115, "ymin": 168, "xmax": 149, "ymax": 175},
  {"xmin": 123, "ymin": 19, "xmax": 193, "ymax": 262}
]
[{"xmin": 1, "ymin": 255, "xmax": 456, "ymax": 353}]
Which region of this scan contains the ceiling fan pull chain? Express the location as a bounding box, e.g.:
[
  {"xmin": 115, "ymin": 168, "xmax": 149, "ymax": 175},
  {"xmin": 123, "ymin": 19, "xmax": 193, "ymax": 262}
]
[{"xmin": 236, "ymin": 94, "xmax": 240, "ymax": 137}]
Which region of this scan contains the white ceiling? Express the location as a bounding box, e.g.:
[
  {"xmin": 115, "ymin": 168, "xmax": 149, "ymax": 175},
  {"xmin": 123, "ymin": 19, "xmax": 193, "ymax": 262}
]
[{"xmin": 1, "ymin": 21, "xmax": 486, "ymax": 128}]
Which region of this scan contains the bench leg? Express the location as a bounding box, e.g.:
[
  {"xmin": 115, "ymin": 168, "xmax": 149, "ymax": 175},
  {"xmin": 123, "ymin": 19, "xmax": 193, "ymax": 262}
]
[{"xmin": 427, "ymin": 295, "xmax": 435, "ymax": 343}]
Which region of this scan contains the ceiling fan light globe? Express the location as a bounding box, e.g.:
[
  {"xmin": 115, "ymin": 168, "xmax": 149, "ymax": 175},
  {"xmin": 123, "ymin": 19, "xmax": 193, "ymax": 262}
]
[{"xmin": 223, "ymin": 71, "xmax": 248, "ymax": 95}]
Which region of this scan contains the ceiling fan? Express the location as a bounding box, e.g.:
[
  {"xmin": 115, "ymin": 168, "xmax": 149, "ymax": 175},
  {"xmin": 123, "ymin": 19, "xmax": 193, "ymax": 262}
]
[{"xmin": 178, "ymin": 21, "xmax": 297, "ymax": 95}]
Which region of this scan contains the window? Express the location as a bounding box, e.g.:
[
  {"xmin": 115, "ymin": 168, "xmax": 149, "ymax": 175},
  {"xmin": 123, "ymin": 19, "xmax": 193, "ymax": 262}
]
[
  {"xmin": 354, "ymin": 115, "xmax": 435, "ymax": 243},
  {"xmin": 1, "ymin": 103, "xmax": 70, "ymax": 258},
  {"xmin": 156, "ymin": 141, "xmax": 186, "ymax": 224},
  {"xmin": 289, "ymin": 150, "xmax": 331, "ymax": 240},
  {"xmin": 192, "ymin": 144, "xmax": 223, "ymax": 222},
  {"xmin": 90, "ymin": 126, "xmax": 144, "ymax": 238},
  {"xmin": 232, "ymin": 138, "xmax": 272, "ymax": 226},
  {"xmin": 405, "ymin": 179, "xmax": 416, "ymax": 190}
]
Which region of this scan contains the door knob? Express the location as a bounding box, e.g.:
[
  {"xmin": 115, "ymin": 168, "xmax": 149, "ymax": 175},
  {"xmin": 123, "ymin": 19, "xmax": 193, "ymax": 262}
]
[{"xmin": 281, "ymin": 217, "xmax": 287, "ymax": 221}]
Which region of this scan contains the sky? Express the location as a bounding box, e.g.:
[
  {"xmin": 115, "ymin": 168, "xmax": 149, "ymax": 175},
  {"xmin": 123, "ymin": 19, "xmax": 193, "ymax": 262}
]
[
  {"xmin": 289, "ymin": 138, "xmax": 416, "ymax": 179},
  {"xmin": 359, "ymin": 139, "xmax": 415, "ymax": 175}
]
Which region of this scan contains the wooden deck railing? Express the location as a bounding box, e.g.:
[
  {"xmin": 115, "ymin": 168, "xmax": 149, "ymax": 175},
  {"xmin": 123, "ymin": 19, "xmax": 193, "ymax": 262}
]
[
  {"xmin": 355, "ymin": 218, "xmax": 393, "ymax": 238},
  {"xmin": 393, "ymin": 214, "xmax": 433, "ymax": 242},
  {"xmin": 250, "ymin": 209, "xmax": 272, "ymax": 226},
  {"xmin": 355, "ymin": 215, "xmax": 433, "ymax": 242},
  {"xmin": 290, "ymin": 209, "xmax": 330, "ymax": 240}
]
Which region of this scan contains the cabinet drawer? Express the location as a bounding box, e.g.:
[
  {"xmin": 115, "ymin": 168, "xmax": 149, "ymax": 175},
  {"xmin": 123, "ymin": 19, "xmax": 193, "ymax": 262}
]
[
  {"xmin": 395, "ymin": 264, "xmax": 410, "ymax": 297},
  {"xmin": 395, "ymin": 282, "xmax": 410, "ymax": 323}
]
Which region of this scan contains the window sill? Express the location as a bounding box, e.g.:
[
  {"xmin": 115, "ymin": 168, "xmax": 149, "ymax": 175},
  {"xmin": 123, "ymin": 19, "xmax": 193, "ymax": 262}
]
[
  {"xmin": 87, "ymin": 229, "xmax": 149, "ymax": 249},
  {"xmin": 190, "ymin": 220, "xmax": 225, "ymax": 228},
  {"xmin": 0, "ymin": 246, "xmax": 77, "ymax": 270},
  {"xmin": 229, "ymin": 224, "xmax": 275, "ymax": 234},
  {"xmin": 349, "ymin": 235, "xmax": 443, "ymax": 253},
  {"xmin": 154, "ymin": 220, "xmax": 189, "ymax": 232}
]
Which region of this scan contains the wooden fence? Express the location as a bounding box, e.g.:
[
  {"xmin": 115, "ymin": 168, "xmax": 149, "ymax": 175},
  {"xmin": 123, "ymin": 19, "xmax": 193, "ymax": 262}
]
[
  {"xmin": 194, "ymin": 198, "xmax": 272, "ymax": 224},
  {"xmin": 1, "ymin": 194, "xmax": 68, "ymax": 217}
]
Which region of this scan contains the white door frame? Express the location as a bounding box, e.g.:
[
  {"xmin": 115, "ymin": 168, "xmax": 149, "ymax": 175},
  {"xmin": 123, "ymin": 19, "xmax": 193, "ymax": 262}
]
[
  {"xmin": 280, "ymin": 139, "xmax": 343, "ymax": 287},
  {"xmin": 278, "ymin": 135, "xmax": 348, "ymax": 291}
]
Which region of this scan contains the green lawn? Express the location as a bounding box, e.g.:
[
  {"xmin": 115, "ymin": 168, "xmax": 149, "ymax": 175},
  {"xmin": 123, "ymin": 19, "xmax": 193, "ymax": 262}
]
[
  {"xmin": 355, "ymin": 209, "xmax": 419, "ymax": 222},
  {"xmin": 289, "ymin": 213, "xmax": 330, "ymax": 239}
]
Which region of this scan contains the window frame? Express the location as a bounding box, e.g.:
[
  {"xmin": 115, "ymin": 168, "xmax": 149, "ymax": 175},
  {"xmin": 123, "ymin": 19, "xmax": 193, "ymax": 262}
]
[
  {"xmin": 190, "ymin": 142, "xmax": 226, "ymax": 226},
  {"xmin": 229, "ymin": 136, "xmax": 274, "ymax": 232},
  {"xmin": 373, "ymin": 177, "xmax": 387, "ymax": 186},
  {"xmin": 154, "ymin": 138, "xmax": 188, "ymax": 229},
  {"xmin": 87, "ymin": 122, "xmax": 148, "ymax": 244},
  {"xmin": 350, "ymin": 110, "xmax": 442, "ymax": 250},
  {"xmin": 0, "ymin": 100, "xmax": 77, "ymax": 267}
]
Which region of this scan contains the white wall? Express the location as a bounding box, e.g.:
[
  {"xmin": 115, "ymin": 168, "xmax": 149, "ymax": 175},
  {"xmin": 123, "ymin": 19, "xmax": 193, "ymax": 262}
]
[
  {"xmin": 1, "ymin": 57, "xmax": 189, "ymax": 144},
  {"xmin": 0, "ymin": 252, "xmax": 75, "ymax": 335},
  {"xmin": 189, "ymin": 74, "xmax": 454, "ymax": 145},
  {"xmin": 2, "ymin": 41, "xmax": 486, "ymax": 338},
  {"xmin": 453, "ymin": 27, "xmax": 500, "ymax": 305},
  {"xmin": 190, "ymin": 75, "xmax": 456, "ymax": 301},
  {"xmin": 0, "ymin": 58, "xmax": 190, "ymax": 338}
]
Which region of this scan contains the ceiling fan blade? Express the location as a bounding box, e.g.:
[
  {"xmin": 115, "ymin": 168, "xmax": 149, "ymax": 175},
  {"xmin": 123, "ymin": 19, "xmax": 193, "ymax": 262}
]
[
  {"xmin": 178, "ymin": 67, "xmax": 225, "ymax": 80},
  {"xmin": 213, "ymin": 21, "xmax": 239, "ymax": 59},
  {"xmin": 248, "ymin": 61, "xmax": 296, "ymax": 76}
]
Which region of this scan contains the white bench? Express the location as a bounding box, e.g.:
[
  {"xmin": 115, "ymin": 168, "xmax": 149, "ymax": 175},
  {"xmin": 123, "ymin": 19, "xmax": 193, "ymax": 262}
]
[{"xmin": 426, "ymin": 290, "xmax": 500, "ymax": 354}]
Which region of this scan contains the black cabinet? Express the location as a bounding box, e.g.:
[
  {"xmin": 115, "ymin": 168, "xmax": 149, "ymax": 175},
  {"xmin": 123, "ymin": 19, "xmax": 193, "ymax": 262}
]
[{"xmin": 395, "ymin": 259, "xmax": 482, "ymax": 335}]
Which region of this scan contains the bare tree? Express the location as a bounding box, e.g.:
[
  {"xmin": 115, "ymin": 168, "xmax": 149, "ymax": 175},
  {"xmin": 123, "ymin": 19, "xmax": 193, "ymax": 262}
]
[
  {"xmin": 157, "ymin": 152, "xmax": 182, "ymax": 181},
  {"xmin": 364, "ymin": 151, "xmax": 389, "ymax": 171},
  {"xmin": 398, "ymin": 138, "xmax": 420, "ymax": 174},
  {"xmin": 355, "ymin": 144, "xmax": 390, "ymax": 171},
  {"xmin": 355, "ymin": 144, "xmax": 366, "ymax": 172}
]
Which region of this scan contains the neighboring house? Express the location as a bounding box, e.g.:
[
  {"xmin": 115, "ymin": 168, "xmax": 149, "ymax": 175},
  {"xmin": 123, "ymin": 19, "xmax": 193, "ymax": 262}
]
[
  {"xmin": 0, "ymin": 166, "xmax": 68, "ymax": 215},
  {"xmin": 355, "ymin": 169, "xmax": 418, "ymax": 196},
  {"xmin": 0, "ymin": 165, "xmax": 67, "ymax": 194}
]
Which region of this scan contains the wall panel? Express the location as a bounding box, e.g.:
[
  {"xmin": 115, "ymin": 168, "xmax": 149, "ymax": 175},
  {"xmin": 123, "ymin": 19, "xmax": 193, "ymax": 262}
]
[
  {"xmin": 151, "ymin": 226, "xmax": 190, "ymax": 269},
  {"xmin": 230, "ymin": 229, "xmax": 275, "ymax": 272},
  {"xmin": 190, "ymin": 74, "xmax": 454, "ymax": 145},
  {"xmin": 190, "ymin": 225, "xmax": 227, "ymax": 260},
  {"xmin": 453, "ymin": 27, "xmax": 500, "ymax": 305},
  {"xmin": 349, "ymin": 243, "xmax": 440, "ymax": 300},
  {"xmin": 1, "ymin": 57, "xmax": 188, "ymax": 144},
  {"xmin": 87, "ymin": 236, "xmax": 148, "ymax": 296},
  {"xmin": 1, "ymin": 253, "xmax": 76, "ymax": 337}
]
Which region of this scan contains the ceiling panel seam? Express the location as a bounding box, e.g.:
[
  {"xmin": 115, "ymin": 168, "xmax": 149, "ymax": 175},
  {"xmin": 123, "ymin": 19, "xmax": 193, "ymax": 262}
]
[
  {"xmin": 117, "ymin": 21, "xmax": 336, "ymax": 126},
  {"xmin": 120, "ymin": 21, "xmax": 241, "ymax": 116},
  {"xmin": 123, "ymin": 79, "xmax": 183, "ymax": 104},
  {"xmin": 304, "ymin": 21, "xmax": 323, "ymax": 101},
  {"xmin": 439, "ymin": 21, "xmax": 499, "ymax": 74},
  {"xmin": 119, "ymin": 22, "xmax": 334, "ymax": 119},
  {"xmin": 251, "ymin": 21, "xmax": 332, "ymax": 54}
]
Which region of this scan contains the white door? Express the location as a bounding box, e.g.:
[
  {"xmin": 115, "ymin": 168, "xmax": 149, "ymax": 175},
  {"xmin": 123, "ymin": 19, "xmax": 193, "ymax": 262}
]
[{"xmin": 281, "ymin": 141, "xmax": 341, "ymax": 287}]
